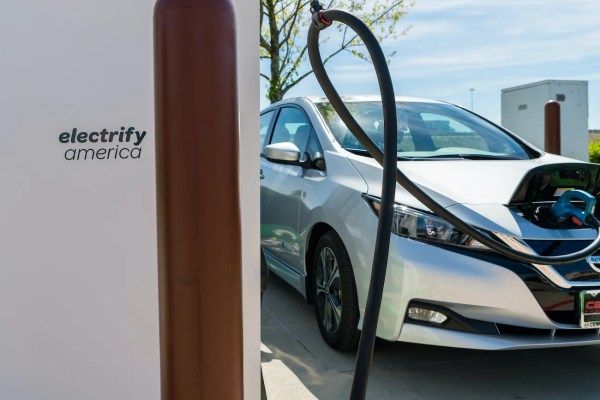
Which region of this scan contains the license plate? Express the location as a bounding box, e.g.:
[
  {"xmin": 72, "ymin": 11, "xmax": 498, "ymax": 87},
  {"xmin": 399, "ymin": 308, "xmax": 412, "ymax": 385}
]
[{"xmin": 580, "ymin": 290, "xmax": 600, "ymax": 328}]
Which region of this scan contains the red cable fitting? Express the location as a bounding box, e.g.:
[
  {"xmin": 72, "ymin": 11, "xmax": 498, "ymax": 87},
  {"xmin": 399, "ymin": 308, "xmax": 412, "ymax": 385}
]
[
  {"xmin": 312, "ymin": 10, "xmax": 332, "ymax": 30},
  {"xmin": 318, "ymin": 11, "xmax": 332, "ymax": 27}
]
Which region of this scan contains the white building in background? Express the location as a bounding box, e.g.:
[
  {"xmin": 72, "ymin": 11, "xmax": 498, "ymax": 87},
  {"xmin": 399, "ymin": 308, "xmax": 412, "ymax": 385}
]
[{"xmin": 501, "ymin": 80, "xmax": 589, "ymax": 161}]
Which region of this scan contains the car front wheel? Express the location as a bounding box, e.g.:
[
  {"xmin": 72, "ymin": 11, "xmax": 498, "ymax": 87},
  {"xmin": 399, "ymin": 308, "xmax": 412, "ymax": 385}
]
[{"xmin": 313, "ymin": 230, "xmax": 360, "ymax": 351}]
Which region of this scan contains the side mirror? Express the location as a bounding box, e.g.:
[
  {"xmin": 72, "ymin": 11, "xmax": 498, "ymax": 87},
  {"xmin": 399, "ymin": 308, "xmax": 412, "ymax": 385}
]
[
  {"xmin": 311, "ymin": 151, "xmax": 326, "ymax": 171},
  {"xmin": 264, "ymin": 142, "xmax": 301, "ymax": 164}
]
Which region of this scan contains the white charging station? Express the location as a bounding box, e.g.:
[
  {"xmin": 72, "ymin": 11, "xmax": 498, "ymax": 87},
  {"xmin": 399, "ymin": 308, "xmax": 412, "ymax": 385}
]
[
  {"xmin": 502, "ymin": 80, "xmax": 589, "ymax": 161},
  {"xmin": 0, "ymin": 1, "xmax": 259, "ymax": 398}
]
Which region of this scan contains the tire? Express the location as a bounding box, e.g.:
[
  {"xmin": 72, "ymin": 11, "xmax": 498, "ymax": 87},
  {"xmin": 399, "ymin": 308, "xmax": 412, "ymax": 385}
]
[{"xmin": 312, "ymin": 230, "xmax": 360, "ymax": 351}]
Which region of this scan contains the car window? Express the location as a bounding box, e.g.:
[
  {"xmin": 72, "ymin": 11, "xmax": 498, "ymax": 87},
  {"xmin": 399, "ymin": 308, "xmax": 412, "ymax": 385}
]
[
  {"xmin": 259, "ymin": 110, "xmax": 275, "ymax": 152},
  {"xmin": 316, "ymin": 101, "xmax": 532, "ymax": 160},
  {"xmin": 270, "ymin": 107, "xmax": 311, "ymax": 154}
]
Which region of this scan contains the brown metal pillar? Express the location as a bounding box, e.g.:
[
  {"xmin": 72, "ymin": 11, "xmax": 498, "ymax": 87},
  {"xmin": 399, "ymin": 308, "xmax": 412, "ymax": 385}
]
[
  {"xmin": 545, "ymin": 100, "xmax": 561, "ymax": 155},
  {"xmin": 154, "ymin": 1, "xmax": 243, "ymax": 399}
]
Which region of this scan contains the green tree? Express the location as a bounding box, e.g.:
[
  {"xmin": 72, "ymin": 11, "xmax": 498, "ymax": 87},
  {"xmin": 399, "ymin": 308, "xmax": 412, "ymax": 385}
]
[{"xmin": 260, "ymin": 0, "xmax": 413, "ymax": 103}]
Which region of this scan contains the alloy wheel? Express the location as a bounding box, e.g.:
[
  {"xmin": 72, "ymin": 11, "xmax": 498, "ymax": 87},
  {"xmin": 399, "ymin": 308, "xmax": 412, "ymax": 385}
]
[{"xmin": 316, "ymin": 246, "xmax": 343, "ymax": 334}]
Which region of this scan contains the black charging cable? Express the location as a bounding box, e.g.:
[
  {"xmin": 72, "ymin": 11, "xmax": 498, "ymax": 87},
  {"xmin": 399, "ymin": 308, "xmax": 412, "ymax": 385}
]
[
  {"xmin": 307, "ymin": 2, "xmax": 600, "ymax": 399},
  {"xmin": 309, "ymin": 3, "xmax": 397, "ymax": 400},
  {"xmin": 308, "ymin": 3, "xmax": 396, "ymax": 399}
]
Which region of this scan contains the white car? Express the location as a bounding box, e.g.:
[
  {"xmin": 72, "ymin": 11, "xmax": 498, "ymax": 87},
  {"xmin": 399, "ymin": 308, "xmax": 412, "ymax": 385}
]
[{"xmin": 260, "ymin": 96, "xmax": 600, "ymax": 351}]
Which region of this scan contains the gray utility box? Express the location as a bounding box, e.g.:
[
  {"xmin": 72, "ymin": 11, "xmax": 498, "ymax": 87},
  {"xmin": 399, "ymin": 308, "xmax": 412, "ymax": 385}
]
[{"xmin": 501, "ymin": 80, "xmax": 589, "ymax": 161}]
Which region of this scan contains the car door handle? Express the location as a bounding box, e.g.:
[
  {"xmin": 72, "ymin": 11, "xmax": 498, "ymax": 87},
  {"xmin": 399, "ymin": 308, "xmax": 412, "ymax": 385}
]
[{"xmin": 260, "ymin": 169, "xmax": 265, "ymax": 180}]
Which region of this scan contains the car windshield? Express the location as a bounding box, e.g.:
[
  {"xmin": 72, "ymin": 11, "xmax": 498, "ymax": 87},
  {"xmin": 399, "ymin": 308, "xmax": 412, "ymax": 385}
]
[{"xmin": 315, "ymin": 101, "xmax": 532, "ymax": 160}]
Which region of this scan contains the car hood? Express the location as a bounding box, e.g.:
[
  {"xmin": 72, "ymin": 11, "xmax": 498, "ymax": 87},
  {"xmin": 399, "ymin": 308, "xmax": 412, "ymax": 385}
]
[{"xmin": 347, "ymin": 152, "xmax": 597, "ymax": 239}]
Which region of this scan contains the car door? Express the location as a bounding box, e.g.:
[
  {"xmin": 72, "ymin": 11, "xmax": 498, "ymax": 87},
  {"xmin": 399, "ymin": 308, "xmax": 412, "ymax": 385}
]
[{"xmin": 260, "ymin": 106, "xmax": 312, "ymax": 271}]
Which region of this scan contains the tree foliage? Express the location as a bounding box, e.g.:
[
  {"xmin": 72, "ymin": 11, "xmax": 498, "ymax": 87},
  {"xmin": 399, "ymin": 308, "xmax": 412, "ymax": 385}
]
[{"xmin": 260, "ymin": 0, "xmax": 413, "ymax": 103}]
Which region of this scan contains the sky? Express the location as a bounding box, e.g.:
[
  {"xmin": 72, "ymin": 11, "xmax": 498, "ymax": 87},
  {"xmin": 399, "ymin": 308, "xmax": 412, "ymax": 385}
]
[{"xmin": 260, "ymin": 0, "xmax": 600, "ymax": 128}]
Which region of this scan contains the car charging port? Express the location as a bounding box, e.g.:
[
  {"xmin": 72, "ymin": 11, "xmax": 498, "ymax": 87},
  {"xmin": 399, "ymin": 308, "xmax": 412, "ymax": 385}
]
[{"xmin": 508, "ymin": 163, "xmax": 600, "ymax": 229}]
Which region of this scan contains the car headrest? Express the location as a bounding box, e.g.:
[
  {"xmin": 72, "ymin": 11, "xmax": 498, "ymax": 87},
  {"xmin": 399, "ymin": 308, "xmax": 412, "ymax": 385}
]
[
  {"xmin": 294, "ymin": 125, "xmax": 311, "ymax": 149},
  {"xmin": 273, "ymin": 125, "xmax": 291, "ymax": 143}
]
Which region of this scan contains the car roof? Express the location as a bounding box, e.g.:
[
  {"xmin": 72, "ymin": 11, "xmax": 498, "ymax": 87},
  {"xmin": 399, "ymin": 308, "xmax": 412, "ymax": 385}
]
[
  {"xmin": 304, "ymin": 95, "xmax": 447, "ymax": 104},
  {"xmin": 261, "ymin": 96, "xmax": 452, "ymax": 112}
]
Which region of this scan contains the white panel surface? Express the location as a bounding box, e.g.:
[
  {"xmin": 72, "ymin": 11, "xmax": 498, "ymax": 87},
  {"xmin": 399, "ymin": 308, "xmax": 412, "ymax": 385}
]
[
  {"xmin": 234, "ymin": 0, "xmax": 261, "ymax": 398},
  {"xmin": 0, "ymin": 1, "xmax": 159, "ymax": 399}
]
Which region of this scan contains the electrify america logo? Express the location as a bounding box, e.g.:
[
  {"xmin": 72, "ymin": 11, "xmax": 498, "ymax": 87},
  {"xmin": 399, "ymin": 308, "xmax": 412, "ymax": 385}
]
[{"xmin": 58, "ymin": 127, "xmax": 148, "ymax": 161}]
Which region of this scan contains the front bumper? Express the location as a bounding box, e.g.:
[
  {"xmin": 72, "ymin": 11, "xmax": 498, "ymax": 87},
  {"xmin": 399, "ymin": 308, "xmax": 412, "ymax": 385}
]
[
  {"xmin": 400, "ymin": 323, "xmax": 600, "ymax": 350},
  {"xmin": 373, "ymin": 235, "xmax": 600, "ymax": 350}
]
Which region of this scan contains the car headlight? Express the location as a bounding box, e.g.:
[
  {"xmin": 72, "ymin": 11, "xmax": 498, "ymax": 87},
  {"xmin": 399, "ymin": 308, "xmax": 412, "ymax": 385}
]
[{"xmin": 365, "ymin": 196, "xmax": 488, "ymax": 250}]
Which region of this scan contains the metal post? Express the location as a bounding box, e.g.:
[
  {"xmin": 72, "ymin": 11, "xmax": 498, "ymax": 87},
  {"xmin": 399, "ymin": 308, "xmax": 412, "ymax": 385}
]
[
  {"xmin": 154, "ymin": 0, "xmax": 244, "ymax": 399},
  {"xmin": 469, "ymin": 88, "xmax": 475, "ymax": 110},
  {"xmin": 545, "ymin": 100, "xmax": 561, "ymax": 155}
]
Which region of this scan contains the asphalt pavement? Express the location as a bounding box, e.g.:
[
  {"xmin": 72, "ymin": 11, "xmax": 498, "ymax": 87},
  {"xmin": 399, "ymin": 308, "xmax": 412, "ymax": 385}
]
[{"xmin": 262, "ymin": 275, "xmax": 600, "ymax": 400}]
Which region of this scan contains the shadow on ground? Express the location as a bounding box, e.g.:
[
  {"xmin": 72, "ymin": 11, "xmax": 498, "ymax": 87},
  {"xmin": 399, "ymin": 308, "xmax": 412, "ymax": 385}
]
[{"xmin": 261, "ymin": 275, "xmax": 600, "ymax": 400}]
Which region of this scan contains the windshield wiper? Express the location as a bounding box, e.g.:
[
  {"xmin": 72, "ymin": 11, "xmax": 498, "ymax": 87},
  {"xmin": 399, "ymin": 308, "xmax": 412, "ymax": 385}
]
[
  {"xmin": 348, "ymin": 148, "xmax": 519, "ymax": 161},
  {"xmin": 346, "ymin": 148, "xmax": 372, "ymax": 157},
  {"xmin": 347, "ymin": 148, "xmax": 413, "ymax": 160},
  {"xmin": 418, "ymin": 154, "xmax": 521, "ymax": 160}
]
